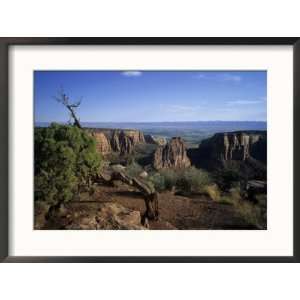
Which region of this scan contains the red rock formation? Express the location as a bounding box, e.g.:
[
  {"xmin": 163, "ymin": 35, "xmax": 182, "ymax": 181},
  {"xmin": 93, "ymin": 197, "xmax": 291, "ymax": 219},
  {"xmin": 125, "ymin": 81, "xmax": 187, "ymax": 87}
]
[
  {"xmin": 118, "ymin": 130, "xmax": 134, "ymax": 155},
  {"xmin": 153, "ymin": 137, "xmax": 191, "ymax": 169},
  {"xmin": 88, "ymin": 128, "xmax": 145, "ymax": 155},
  {"xmin": 125, "ymin": 130, "xmax": 146, "ymax": 144},
  {"xmin": 91, "ymin": 132, "xmax": 111, "ymax": 155},
  {"xmin": 111, "ymin": 130, "xmax": 121, "ymax": 152}
]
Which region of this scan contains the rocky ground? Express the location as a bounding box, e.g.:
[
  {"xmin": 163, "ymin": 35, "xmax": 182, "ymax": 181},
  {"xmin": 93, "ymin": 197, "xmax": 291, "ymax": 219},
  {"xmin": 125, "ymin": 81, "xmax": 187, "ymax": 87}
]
[{"xmin": 35, "ymin": 181, "xmax": 255, "ymax": 230}]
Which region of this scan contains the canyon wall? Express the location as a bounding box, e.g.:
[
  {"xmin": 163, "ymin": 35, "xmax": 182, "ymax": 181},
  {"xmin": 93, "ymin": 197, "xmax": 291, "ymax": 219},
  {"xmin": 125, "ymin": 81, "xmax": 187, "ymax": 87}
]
[
  {"xmin": 197, "ymin": 131, "xmax": 267, "ymax": 162},
  {"xmin": 88, "ymin": 128, "xmax": 145, "ymax": 155},
  {"xmin": 153, "ymin": 137, "xmax": 191, "ymax": 169}
]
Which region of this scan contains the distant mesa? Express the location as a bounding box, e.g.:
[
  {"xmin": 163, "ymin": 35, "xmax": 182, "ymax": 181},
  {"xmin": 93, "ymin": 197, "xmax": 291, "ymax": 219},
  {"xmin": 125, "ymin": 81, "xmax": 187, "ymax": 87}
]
[
  {"xmin": 199, "ymin": 131, "xmax": 267, "ymax": 162},
  {"xmin": 187, "ymin": 131, "xmax": 267, "ymax": 170},
  {"xmin": 153, "ymin": 137, "xmax": 191, "ymax": 169}
]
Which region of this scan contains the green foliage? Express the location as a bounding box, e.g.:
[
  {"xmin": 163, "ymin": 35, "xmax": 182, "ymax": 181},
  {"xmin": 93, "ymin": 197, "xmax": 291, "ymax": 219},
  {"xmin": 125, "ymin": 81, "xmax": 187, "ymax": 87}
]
[
  {"xmin": 236, "ymin": 201, "xmax": 263, "ymax": 229},
  {"xmin": 177, "ymin": 167, "xmax": 211, "ymax": 194},
  {"xmin": 148, "ymin": 167, "xmax": 211, "ymax": 194},
  {"xmin": 159, "ymin": 169, "xmax": 179, "ymax": 190},
  {"xmin": 202, "ymin": 184, "xmax": 220, "ymax": 201},
  {"xmin": 217, "ymin": 187, "xmax": 266, "ymax": 229},
  {"xmin": 148, "ymin": 173, "xmax": 166, "ymax": 192},
  {"xmin": 35, "ymin": 123, "xmax": 101, "ymax": 204},
  {"xmin": 125, "ymin": 161, "xmax": 143, "ymax": 178},
  {"xmin": 213, "ymin": 164, "xmax": 242, "ymax": 191}
]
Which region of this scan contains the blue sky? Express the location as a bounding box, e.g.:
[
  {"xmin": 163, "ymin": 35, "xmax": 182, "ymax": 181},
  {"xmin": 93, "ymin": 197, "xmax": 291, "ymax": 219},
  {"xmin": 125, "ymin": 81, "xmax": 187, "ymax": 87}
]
[{"xmin": 34, "ymin": 70, "xmax": 267, "ymax": 122}]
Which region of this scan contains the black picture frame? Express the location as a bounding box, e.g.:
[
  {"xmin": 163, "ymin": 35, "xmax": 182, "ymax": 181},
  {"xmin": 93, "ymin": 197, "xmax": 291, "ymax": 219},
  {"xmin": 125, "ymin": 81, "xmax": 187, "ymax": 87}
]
[{"xmin": 0, "ymin": 37, "xmax": 299, "ymax": 263}]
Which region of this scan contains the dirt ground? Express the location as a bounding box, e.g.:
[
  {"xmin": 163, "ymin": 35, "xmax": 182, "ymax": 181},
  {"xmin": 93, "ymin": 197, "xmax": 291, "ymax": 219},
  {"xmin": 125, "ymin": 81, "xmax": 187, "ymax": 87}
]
[{"xmin": 82, "ymin": 183, "xmax": 253, "ymax": 229}]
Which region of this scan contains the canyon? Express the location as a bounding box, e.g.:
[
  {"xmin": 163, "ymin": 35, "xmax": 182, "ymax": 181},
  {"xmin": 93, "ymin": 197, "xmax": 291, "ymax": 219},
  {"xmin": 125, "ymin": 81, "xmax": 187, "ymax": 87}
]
[
  {"xmin": 35, "ymin": 126, "xmax": 267, "ymax": 230},
  {"xmin": 89, "ymin": 128, "xmax": 267, "ymax": 169}
]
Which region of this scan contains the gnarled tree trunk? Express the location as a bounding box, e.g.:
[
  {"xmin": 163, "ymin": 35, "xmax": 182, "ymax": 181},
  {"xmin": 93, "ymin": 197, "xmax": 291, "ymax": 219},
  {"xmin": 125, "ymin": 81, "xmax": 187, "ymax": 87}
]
[{"xmin": 100, "ymin": 170, "xmax": 159, "ymax": 221}]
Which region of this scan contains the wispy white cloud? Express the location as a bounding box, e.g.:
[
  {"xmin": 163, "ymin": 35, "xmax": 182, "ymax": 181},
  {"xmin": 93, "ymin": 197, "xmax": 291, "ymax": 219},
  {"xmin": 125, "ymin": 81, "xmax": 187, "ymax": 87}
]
[
  {"xmin": 260, "ymin": 96, "xmax": 267, "ymax": 101},
  {"xmin": 195, "ymin": 72, "xmax": 242, "ymax": 83},
  {"xmin": 226, "ymin": 100, "xmax": 262, "ymax": 106},
  {"xmin": 121, "ymin": 71, "xmax": 142, "ymax": 77},
  {"xmin": 161, "ymin": 104, "xmax": 205, "ymax": 116},
  {"xmin": 219, "ymin": 73, "xmax": 242, "ymax": 82}
]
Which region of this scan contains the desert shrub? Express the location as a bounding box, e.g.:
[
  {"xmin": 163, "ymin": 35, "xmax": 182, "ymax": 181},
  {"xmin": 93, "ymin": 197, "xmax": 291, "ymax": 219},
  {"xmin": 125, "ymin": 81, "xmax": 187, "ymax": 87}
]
[
  {"xmin": 203, "ymin": 184, "xmax": 220, "ymax": 201},
  {"xmin": 35, "ymin": 123, "xmax": 102, "ymax": 204},
  {"xmin": 217, "ymin": 187, "xmax": 241, "ymax": 206},
  {"xmin": 125, "ymin": 161, "xmax": 143, "ymax": 178},
  {"xmin": 148, "ymin": 173, "xmax": 166, "ymax": 192},
  {"xmin": 176, "ymin": 167, "xmax": 211, "ymax": 194},
  {"xmin": 213, "ymin": 164, "xmax": 242, "ymax": 191},
  {"xmin": 235, "ymin": 201, "xmax": 263, "ymax": 229},
  {"xmin": 217, "ymin": 196, "xmax": 234, "ymax": 205},
  {"xmin": 159, "ymin": 169, "xmax": 179, "ymax": 190},
  {"xmin": 149, "ymin": 167, "xmax": 211, "ymax": 194},
  {"xmin": 217, "ymin": 187, "xmax": 266, "ymax": 229}
]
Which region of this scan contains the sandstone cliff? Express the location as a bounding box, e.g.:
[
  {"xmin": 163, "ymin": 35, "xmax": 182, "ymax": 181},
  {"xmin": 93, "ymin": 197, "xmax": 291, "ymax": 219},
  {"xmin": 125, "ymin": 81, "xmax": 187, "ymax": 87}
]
[
  {"xmin": 193, "ymin": 131, "xmax": 267, "ymax": 163},
  {"xmin": 185, "ymin": 130, "xmax": 267, "ymax": 182},
  {"xmin": 91, "ymin": 131, "xmax": 111, "ymax": 154},
  {"xmin": 87, "ymin": 128, "xmax": 145, "ymax": 155},
  {"xmin": 188, "ymin": 131, "xmax": 267, "ymax": 169},
  {"xmin": 153, "ymin": 137, "xmax": 191, "ymax": 169}
]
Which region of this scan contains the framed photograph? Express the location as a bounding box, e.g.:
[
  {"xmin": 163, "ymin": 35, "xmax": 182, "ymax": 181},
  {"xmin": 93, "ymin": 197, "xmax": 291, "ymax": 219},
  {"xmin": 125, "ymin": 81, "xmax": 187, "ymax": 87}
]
[{"xmin": 0, "ymin": 38, "xmax": 299, "ymax": 262}]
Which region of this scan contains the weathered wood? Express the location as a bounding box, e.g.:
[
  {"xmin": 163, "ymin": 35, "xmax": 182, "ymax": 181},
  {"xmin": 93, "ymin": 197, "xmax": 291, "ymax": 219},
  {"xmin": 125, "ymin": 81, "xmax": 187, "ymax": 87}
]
[
  {"xmin": 131, "ymin": 177, "xmax": 155, "ymax": 195},
  {"xmin": 54, "ymin": 88, "xmax": 82, "ymax": 129},
  {"xmin": 99, "ymin": 169, "xmax": 159, "ymax": 220},
  {"xmin": 144, "ymin": 192, "xmax": 159, "ymax": 220}
]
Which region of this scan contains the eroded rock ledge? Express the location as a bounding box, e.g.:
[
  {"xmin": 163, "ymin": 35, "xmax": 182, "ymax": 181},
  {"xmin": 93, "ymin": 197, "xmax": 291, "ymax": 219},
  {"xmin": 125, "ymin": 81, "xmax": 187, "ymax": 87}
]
[
  {"xmin": 153, "ymin": 137, "xmax": 191, "ymax": 169},
  {"xmin": 197, "ymin": 131, "xmax": 267, "ymax": 162},
  {"xmin": 88, "ymin": 128, "xmax": 145, "ymax": 155}
]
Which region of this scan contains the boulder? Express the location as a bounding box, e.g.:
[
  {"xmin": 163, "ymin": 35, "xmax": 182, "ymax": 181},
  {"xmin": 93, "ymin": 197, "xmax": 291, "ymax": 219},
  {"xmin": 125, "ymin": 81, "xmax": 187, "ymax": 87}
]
[
  {"xmin": 111, "ymin": 164, "xmax": 126, "ymax": 172},
  {"xmin": 37, "ymin": 202, "xmax": 147, "ymax": 230},
  {"xmin": 145, "ymin": 134, "xmax": 167, "ymax": 146},
  {"xmin": 246, "ymin": 180, "xmax": 267, "ymax": 194},
  {"xmin": 64, "ymin": 203, "xmax": 146, "ymax": 230},
  {"xmin": 153, "ymin": 137, "xmax": 191, "ymax": 169},
  {"xmin": 139, "ymin": 171, "xmax": 148, "ymax": 178}
]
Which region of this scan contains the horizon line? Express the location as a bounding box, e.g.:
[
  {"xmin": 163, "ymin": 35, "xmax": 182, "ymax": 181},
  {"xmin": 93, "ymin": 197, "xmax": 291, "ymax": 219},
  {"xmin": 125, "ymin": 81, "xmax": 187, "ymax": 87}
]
[{"xmin": 35, "ymin": 120, "xmax": 267, "ymax": 124}]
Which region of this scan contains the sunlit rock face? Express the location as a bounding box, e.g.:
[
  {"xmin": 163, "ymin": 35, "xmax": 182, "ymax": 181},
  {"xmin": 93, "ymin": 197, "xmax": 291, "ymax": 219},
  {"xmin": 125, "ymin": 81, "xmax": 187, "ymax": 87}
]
[
  {"xmin": 153, "ymin": 137, "xmax": 191, "ymax": 169},
  {"xmin": 87, "ymin": 128, "xmax": 145, "ymax": 155},
  {"xmin": 91, "ymin": 132, "xmax": 111, "ymax": 155},
  {"xmin": 110, "ymin": 129, "xmax": 145, "ymax": 155}
]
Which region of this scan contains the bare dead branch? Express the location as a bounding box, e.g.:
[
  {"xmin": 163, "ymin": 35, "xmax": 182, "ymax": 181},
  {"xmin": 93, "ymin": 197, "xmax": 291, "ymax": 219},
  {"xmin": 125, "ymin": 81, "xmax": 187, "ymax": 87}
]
[{"xmin": 54, "ymin": 88, "xmax": 82, "ymax": 129}]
